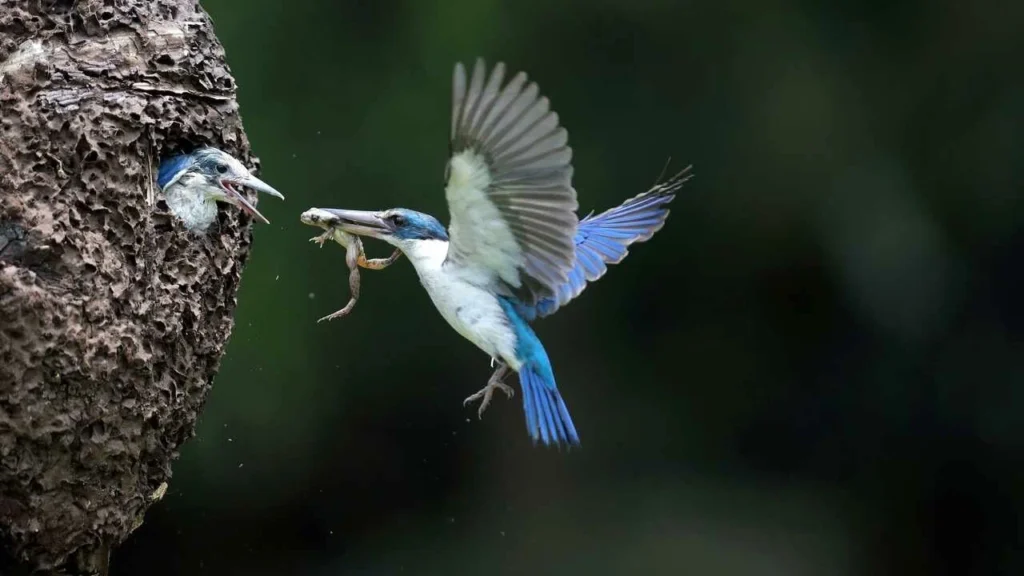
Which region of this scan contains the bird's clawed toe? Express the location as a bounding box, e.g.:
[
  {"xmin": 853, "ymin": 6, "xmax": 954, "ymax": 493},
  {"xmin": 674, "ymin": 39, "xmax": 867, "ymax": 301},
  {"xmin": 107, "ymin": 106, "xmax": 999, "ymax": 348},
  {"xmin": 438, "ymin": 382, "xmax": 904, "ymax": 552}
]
[
  {"xmin": 463, "ymin": 380, "xmax": 514, "ymax": 419},
  {"xmin": 463, "ymin": 362, "xmax": 513, "ymax": 418}
]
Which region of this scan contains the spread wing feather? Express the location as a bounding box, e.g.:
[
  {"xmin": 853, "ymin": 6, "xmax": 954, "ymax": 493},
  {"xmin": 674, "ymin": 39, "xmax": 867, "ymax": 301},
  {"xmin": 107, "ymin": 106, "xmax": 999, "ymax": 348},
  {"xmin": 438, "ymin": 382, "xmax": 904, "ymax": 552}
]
[
  {"xmin": 444, "ymin": 59, "xmax": 578, "ymax": 304},
  {"xmin": 522, "ymin": 167, "xmax": 692, "ymax": 320}
]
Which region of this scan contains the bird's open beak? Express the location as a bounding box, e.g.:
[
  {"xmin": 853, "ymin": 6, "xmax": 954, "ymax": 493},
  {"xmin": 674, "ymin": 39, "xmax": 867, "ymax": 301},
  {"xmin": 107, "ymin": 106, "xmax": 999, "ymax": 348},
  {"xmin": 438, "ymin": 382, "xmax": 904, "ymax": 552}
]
[
  {"xmin": 221, "ymin": 174, "xmax": 285, "ymax": 225},
  {"xmin": 317, "ymin": 209, "xmax": 391, "ymax": 239}
]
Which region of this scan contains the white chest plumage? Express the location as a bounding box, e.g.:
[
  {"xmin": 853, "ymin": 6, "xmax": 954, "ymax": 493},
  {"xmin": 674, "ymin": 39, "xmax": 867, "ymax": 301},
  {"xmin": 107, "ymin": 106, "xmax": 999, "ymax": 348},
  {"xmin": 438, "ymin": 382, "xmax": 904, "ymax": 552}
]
[
  {"xmin": 163, "ymin": 175, "xmax": 218, "ymax": 231},
  {"xmin": 401, "ymin": 239, "xmax": 523, "ymax": 371}
]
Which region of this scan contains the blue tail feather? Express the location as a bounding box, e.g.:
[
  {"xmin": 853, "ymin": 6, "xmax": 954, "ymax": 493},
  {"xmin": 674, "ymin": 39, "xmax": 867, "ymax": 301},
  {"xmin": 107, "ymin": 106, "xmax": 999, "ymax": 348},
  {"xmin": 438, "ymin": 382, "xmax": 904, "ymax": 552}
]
[
  {"xmin": 519, "ymin": 363, "xmax": 580, "ymax": 447},
  {"xmin": 497, "ymin": 296, "xmax": 580, "ymax": 447}
]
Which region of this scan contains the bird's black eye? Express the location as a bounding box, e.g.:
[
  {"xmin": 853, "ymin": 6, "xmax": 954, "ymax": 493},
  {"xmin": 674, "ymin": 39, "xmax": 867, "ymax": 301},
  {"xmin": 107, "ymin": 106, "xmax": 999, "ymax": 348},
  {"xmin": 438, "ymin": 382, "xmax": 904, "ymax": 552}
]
[
  {"xmin": 389, "ymin": 213, "xmax": 406, "ymax": 227},
  {"xmin": 216, "ymin": 163, "xmax": 228, "ymax": 174}
]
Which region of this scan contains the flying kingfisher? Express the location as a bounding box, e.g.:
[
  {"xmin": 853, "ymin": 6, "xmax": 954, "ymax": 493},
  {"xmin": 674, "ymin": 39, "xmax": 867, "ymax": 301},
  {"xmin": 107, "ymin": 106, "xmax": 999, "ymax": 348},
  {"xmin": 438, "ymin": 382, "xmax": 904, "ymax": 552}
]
[
  {"xmin": 316, "ymin": 59, "xmax": 691, "ymax": 447},
  {"xmin": 157, "ymin": 146, "xmax": 284, "ymax": 231}
]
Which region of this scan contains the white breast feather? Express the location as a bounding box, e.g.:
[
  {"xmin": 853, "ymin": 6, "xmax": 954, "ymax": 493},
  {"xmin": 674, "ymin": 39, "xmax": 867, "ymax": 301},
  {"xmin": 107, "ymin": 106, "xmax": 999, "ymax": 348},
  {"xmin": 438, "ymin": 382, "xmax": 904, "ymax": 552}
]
[
  {"xmin": 403, "ymin": 239, "xmax": 522, "ymax": 370},
  {"xmin": 164, "ymin": 174, "xmax": 217, "ymax": 231},
  {"xmin": 445, "ymin": 151, "xmax": 524, "ymax": 288}
]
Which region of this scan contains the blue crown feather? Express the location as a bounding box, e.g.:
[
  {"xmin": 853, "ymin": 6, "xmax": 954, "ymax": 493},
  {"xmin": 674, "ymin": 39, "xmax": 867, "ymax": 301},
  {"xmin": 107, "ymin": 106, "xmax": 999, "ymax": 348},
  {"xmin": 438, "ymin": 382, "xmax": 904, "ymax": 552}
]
[{"xmin": 157, "ymin": 154, "xmax": 193, "ymax": 189}]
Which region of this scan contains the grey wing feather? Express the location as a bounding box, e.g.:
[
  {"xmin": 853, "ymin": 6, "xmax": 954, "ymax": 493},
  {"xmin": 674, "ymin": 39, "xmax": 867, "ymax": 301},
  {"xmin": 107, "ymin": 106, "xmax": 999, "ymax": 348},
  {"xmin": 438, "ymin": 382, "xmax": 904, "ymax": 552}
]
[{"xmin": 447, "ymin": 58, "xmax": 578, "ymax": 303}]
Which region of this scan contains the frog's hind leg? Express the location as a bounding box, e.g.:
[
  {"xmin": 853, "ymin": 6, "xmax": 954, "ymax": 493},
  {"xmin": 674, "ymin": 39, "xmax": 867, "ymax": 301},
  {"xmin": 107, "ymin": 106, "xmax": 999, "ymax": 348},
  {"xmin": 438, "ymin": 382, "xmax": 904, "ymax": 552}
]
[
  {"xmin": 317, "ymin": 241, "xmax": 361, "ymax": 323},
  {"xmin": 357, "ymin": 239, "xmax": 402, "ymax": 270}
]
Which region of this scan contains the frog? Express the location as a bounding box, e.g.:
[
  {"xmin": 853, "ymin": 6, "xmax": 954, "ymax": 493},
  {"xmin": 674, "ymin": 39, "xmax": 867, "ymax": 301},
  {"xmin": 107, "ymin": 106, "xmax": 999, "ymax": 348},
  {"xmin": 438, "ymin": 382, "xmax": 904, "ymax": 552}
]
[{"xmin": 300, "ymin": 207, "xmax": 402, "ymax": 322}]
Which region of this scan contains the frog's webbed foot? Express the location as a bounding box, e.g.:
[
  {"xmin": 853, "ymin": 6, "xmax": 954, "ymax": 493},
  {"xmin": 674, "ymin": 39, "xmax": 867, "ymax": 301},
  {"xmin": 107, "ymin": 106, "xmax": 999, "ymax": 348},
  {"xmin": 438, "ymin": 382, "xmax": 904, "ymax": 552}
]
[
  {"xmin": 463, "ymin": 361, "xmax": 514, "ymax": 419},
  {"xmin": 318, "ymin": 297, "xmax": 357, "ymax": 322}
]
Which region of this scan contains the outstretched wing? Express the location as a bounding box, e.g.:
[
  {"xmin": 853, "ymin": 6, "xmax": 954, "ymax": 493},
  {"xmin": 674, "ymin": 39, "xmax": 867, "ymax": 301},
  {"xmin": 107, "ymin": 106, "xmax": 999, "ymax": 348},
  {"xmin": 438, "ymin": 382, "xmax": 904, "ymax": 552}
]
[
  {"xmin": 443, "ymin": 58, "xmax": 578, "ymax": 305},
  {"xmin": 522, "ymin": 167, "xmax": 692, "ymax": 321}
]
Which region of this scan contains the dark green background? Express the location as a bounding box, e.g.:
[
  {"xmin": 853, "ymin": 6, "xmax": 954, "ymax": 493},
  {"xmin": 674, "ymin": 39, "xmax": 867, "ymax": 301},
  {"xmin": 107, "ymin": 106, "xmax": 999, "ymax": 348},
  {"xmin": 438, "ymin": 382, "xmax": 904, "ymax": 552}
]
[{"xmin": 116, "ymin": 1, "xmax": 1024, "ymax": 574}]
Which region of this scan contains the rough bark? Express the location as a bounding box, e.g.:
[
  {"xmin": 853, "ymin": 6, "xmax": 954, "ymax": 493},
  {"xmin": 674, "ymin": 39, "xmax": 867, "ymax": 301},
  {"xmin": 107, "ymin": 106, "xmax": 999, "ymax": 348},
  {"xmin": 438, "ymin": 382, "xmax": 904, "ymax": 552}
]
[{"xmin": 0, "ymin": 1, "xmax": 262, "ymax": 573}]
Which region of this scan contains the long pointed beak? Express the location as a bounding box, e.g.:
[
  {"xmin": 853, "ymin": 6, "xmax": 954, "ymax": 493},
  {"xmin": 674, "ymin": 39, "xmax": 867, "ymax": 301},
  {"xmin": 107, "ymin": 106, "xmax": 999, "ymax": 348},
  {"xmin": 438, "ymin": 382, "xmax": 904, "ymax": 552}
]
[
  {"xmin": 222, "ymin": 174, "xmax": 285, "ymax": 225},
  {"xmin": 240, "ymin": 174, "xmax": 285, "ymax": 200},
  {"xmin": 318, "ymin": 208, "xmax": 391, "ymax": 239}
]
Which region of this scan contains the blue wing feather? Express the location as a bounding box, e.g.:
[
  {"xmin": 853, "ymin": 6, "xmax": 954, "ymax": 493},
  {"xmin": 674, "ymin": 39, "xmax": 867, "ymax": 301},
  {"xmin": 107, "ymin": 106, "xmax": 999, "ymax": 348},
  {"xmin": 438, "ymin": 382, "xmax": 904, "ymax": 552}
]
[
  {"xmin": 513, "ymin": 168, "xmax": 690, "ymax": 321},
  {"xmin": 157, "ymin": 154, "xmax": 193, "ymax": 190}
]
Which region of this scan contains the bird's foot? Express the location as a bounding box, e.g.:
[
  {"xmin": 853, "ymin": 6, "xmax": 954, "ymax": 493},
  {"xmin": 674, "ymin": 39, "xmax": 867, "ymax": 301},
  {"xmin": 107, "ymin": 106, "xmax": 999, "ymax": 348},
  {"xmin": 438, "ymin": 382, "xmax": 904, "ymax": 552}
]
[
  {"xmin": 317, "ymin": 298, "xmax": 356, "ymax": 323},
  {"xmin": 309, "ymin": 230, "xmax": 333, "ymax": 248},
  {"xmin": 463, "ymin": 381, "xmax": 514, "ymax": 419},
  {"xmin": 463, "ymin": 363, "xmax": 513, "ymax": 419}
]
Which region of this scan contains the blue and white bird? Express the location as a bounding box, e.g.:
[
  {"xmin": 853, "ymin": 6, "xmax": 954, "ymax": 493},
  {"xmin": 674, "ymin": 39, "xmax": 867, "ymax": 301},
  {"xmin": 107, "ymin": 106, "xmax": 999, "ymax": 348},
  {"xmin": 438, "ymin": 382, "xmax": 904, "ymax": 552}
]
[
  {"xmin": 318, "ymin": 59, "xmax": 691, "ymax": 447},
  {"xmin": 157, "ymin": 147, "xmax": 284, "ymax": 231}
]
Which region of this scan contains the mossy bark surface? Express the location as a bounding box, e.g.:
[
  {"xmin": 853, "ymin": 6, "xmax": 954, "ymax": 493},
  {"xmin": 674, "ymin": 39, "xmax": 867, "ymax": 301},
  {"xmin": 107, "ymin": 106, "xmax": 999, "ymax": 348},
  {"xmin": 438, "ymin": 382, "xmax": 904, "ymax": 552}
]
[{"xmin": 0, "ymin": 1, "xmax": 262, "ymax": 573}]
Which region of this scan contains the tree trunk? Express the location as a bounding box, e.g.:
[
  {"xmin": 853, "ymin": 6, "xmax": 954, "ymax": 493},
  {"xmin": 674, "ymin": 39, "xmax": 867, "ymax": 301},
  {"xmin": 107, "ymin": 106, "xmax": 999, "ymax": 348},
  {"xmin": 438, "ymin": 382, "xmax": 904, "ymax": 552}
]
[{"xmin": 0, "ymin": 1, "xmax": 261, "ymax": 573}]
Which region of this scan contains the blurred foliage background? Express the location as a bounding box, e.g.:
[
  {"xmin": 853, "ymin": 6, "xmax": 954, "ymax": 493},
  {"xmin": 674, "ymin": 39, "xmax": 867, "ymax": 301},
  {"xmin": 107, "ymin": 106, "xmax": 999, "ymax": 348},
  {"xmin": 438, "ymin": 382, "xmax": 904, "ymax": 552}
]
[{"xmin": 114, "ymin": 0, "xmax": 1024, "ymax": 574}]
